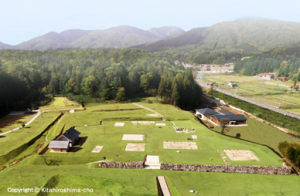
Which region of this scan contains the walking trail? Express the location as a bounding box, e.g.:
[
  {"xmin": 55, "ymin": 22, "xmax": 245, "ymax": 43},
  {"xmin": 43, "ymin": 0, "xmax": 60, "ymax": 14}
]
[
  {"xmin": 0, "ymin": 111, "xmax": 41, "ymax": 136},
  {"xmin": 131, "ymin": 103, "xmax": 166, "ymax": 121}
]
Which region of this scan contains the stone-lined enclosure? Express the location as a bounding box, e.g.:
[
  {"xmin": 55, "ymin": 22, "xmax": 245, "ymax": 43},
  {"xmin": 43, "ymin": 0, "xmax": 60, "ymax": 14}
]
[
  {"xmin": 160, "ymin": 163, "xmax": 292, "ymax": 175},
  {"xmin": 99, "ymin": 162, "xmax": 292, "ymax": 175}
]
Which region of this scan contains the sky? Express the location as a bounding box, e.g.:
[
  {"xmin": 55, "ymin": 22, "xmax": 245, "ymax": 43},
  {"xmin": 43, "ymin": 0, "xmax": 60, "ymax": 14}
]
[{"xmin": 1, "ymin": 0, "xmax": 299, "ymax": 45}]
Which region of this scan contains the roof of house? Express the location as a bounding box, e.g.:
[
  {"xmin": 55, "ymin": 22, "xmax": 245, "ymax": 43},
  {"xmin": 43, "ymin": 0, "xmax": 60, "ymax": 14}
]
[
  {"xmin": 196, "ymin": 108, "xmax": 247, "ymax": 122},
  {"xmin": 216, "ymin": 109, "xmax": 235, "ymax": 115},
  {"xmin": 62, "ymin": 127, "xmax": 81, "ymax": 142},
  {"xmin": 212, "ymin": 114, "xmax": 247, "ymax": 121},
  {"xmin": 195, "ymin": 108, "xmax": 219, "ymax": 115},
  {"xmin": 48, "ymin": 140, "xmax": 69, "ymax": 149}
]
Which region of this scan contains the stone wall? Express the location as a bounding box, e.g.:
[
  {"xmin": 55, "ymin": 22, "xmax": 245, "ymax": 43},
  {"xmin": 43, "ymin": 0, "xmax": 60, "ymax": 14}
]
[
  {"xmin": 160, "ymin": 163, "xmax": 292, "ymax": 175},
  {"xmin": 99, "ymin": 161, "xmax": 143, "ymax": 169}
]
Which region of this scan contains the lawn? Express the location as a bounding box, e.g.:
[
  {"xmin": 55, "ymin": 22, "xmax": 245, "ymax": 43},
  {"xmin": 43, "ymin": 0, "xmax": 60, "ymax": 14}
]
[
  {"xmin": 1, "ymin": 163, "xmax": 300, "ymax": 196},
  {"xmin": 40, "ymin": 97, "xmax": 81, "ymax": 111},
  {"xmin": 213, "ymin": 118, "xmax": 299, "ymax": 155},
  {"xmin": 0, "ymin": 112, "xmax": 61, "ymax": 165},
  {"xmin": 0, "ymin": 114, "xmax": 35, "ymax": 133},
  {"xmin": 36, "ymin": 103, "xmax": 283, "ymax": 166},
  {"xmin": 0, "ymin": 102, "xmax": 299, "ymax": 196}
]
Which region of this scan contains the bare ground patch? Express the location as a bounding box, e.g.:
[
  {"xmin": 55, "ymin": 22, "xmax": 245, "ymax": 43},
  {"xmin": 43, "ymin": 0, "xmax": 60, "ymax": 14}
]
[
  {"xmin": 122, "ymin": 134, "xmax": 144, "ymax": 141},
  {"xmin": 146, "ymin": 114, "xmax": 159, "ymax": 117},
  {"xmin": 224, "ymin": 149, "xmax": 260, "ymax": 161},
  {"xmin": 114, "ymin": 122, "xmax": 125, "ymax": 127},
  {"xmin": 125, "ymin": 143, "xmax": 146, "ymax": 151},
  {"xmin": 132, "ymin": 121, "xmax": 155, "ymax": 125},
  {"xmin": 163, "ymin": 141, "xmax": 198, "ymax": 149},
  {"xmin": 92, "ymin": 146, "xmax": 103, "ymax": 153}
]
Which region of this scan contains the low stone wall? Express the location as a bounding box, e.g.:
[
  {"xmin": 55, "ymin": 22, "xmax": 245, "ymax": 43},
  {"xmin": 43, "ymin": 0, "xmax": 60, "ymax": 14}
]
[
  {"xmin": 99, "ymin": 161, "xmax": 143, "ymax": 169},
  {"xmin": 160, "ymin": 163, "xmax": 292, "ymax": 175}
]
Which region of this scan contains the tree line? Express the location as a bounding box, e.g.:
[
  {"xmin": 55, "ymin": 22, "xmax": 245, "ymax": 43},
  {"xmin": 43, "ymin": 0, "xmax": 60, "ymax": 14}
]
[
  {"xmin": 0, "ymin": 48, "xmax": 203, "ymax": 111},
  {"xmin": 278, "ymin": 141, "xmax": 300, "ymax": 169},
  {"xmin": 234, "ymin": 43, "xmax": 300, "ymax": 84}
]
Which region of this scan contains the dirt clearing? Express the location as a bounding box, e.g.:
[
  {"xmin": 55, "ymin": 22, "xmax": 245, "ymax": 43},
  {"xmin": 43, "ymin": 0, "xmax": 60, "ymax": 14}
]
[
  {"xmin": 224, "ymin": 149, "xmax": 260, "ymax": 161},
  {"xmin": 163, "ymin": 141, "xmax": 198, "ymax": 149},
  {"xmin": 114, "ymin": 122, "xmax": 125, "ymax": 127},
  {"xmin": 125, "ymin": 143, "xmax": 146, "ymax": 151},
  {"xmin": 92, "ymin": 146, "xmax": 103, "ymax": 153},
  {"xmin": 122, "ymin": 134, "xmax": 144, "ymax": 141}
]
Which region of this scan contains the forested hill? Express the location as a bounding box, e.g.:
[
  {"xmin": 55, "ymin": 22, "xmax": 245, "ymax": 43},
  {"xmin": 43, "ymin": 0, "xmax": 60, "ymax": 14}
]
[
  {"xmin": 0, "ymin": 49, "xmax": 202, "ymax": 112},
  {"xmin": 0, "ymin": 26, "xmax": 185, "ymax": 50},
  {"xmin": 234, "ymin": 43, "xmax": 300, "ymax": 81},
  {"xmin": 135, "ymin": 18, "xmax": 300, "ymax": 64}
]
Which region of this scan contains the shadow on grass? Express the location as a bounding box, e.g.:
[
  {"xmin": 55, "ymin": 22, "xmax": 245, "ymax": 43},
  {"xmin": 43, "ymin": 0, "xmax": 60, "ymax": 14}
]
[
  {"xmin": 69, "ymin": 147, "xmax": 83, "ymax": 152},
  {"xmin": 76, "ymin": 136, "xmax": 88, "ymax": 146},
  {"xmin": 0, "ymin": 135, "xmax": 6, "ymax": 138}
]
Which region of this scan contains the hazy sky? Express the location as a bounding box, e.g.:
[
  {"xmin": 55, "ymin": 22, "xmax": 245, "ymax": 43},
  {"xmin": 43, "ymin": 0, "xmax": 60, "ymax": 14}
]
[{"xmin": 1, "ymin": 0, "xmax": 299, "ymax": 45}]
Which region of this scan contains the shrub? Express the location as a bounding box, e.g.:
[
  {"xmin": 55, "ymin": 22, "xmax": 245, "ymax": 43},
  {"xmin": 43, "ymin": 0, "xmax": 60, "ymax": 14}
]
[
  {"xmin": 235, "ymin": 133, "xmax": 241, "ymax": 138},
  {"xmin": 20, "ymin": 122, "xmax": 25, "ymax": 128}
]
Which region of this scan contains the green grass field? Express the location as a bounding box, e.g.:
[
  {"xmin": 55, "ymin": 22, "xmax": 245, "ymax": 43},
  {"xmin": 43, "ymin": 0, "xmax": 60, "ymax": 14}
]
[
  {"xmin": 40, "ymin": 97, "xmax": 81, "ymax": 111},
  {"xmin": 0, "ymin": 114, "xmax": 35, "ymax": 133},
  {"xmin": 35, "ymin": 103, "xmax": 284, "ymax": 166},
  {"xmin": 202, "ymin": 74, "xmax": 300, "ymax": 114},
  {"xmin": 1, "ymin": 163, "xmax": 300, "ymax": 196},
  {"xmin": 1, "ymin": 102, "xmax": 299, "ymax": 195},
  {"xmin": 0, "ymin": 112, "xmax": 60, "ymax": 166},
  {"xmin": 214, "ymin": 118, "xmax": 299, "ymax": 155}
]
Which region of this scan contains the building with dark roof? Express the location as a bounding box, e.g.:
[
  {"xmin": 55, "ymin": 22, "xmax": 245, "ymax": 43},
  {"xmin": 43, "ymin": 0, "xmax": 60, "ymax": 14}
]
[
  {"xmin": 48, "ymin": 140, "xmax": 70, "ymax": 152},
  {"xmin": 57, "ymin": 127, "xmax": 81, "ymax": 146},
  {"xmin": 195, "ymin": 108, "xmax": 247, "ymax": 126}
]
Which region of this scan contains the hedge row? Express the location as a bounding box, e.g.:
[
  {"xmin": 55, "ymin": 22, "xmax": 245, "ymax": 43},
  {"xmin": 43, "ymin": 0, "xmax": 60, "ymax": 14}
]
[{"xmin": 208, "ymin": 90, "xmax": 300, "ymax": 134}]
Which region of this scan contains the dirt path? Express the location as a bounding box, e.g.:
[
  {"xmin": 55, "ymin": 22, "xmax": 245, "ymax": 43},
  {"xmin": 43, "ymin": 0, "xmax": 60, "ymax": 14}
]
[
  {"xmin": 0, "ymin": 111, "xmax": 41, "ymax": 136},
  {"xmin": 131, "ymin": 103, "xmax": 166, "ymax": 121}
]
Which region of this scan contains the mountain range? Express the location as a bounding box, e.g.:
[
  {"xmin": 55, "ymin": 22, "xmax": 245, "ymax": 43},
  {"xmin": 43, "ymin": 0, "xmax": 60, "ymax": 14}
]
[
  {"xmin": 135, "ymin": 18, "xmax": 300, "ymax": 55},
  {"xmin": 2, "ymin": 18, "xmax": 300, "ymax": 55},
  {"xmin": 0, "ymin": 26, "xmax": 185, "ymax": 50}
]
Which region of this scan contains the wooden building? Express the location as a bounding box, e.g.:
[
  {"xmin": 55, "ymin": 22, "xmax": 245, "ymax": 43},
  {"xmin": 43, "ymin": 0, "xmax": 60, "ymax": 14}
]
[
  {"xmin": 48, "ymin": 140, "xmax": 70, "ymax": 152},
  {"xmin": 57, "ymin": 127, "xmax": 81, "ymax": 147},
  {"xmin": 195, "ymin": 108, "xmax": 247, "ymax": 126}
]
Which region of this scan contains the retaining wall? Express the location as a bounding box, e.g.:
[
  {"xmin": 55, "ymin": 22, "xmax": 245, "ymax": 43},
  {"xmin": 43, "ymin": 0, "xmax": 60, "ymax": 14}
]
[
  {"xmin": 99, "ymin": 161, "xmax": 144, "ymax": 169},
  {"xmin": 160, "ymin": 163, "xmax": 291, "ymax": 175}
]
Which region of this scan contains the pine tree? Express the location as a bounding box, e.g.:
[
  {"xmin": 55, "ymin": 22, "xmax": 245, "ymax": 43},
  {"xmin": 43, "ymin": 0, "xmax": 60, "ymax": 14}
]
[
  {"xmin": 157, "ymin": 76, "xmax": 166, "ymax": 99},
  {"xmin": 171, "ymin": 81, "xmax": 180, "ymax": 106}
]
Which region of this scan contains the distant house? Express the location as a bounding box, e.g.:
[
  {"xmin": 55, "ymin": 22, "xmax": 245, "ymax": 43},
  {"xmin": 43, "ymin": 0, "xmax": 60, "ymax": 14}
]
[
  {"xmin": 195, "ymin": 108, "xmax": 247, "ymax": 126},
  {"xmin": 57, "ymin": 127, "xmax": 81, "ymax": 146},
  {"xmin": 227, "ymin": 81, "xmax": 238, "ymax": 87},
  {"xmin": 277, "ymin": 77, "xmax": 287, "ymax": 81},
  {"xmin": 256, "ymin": 72, "xmax": 278, "ymax": 80},
  {"xmin": 48, "ymin": 140, "xmax": 70, "ymax": 152}
]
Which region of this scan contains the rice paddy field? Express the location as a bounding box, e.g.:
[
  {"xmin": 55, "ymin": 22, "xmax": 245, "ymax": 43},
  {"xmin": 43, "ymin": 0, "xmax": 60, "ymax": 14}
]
[
  {"xmin": 1, "ymin": 101, "xmax": 300, "ymax": 195},
  {"xmin": 202, "ymin": 74, "xmax": 300, "ymax": 114}
]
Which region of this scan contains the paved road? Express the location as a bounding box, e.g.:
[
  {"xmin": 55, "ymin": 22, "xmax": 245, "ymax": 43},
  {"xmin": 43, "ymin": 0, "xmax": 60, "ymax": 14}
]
[
  {"xmin": 0, "ymin": 111, "xmax": 41, "ymax": 136},
  {"xmin": 195, "ymin": 72, "xmax": 300, "ymax": 120}
]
